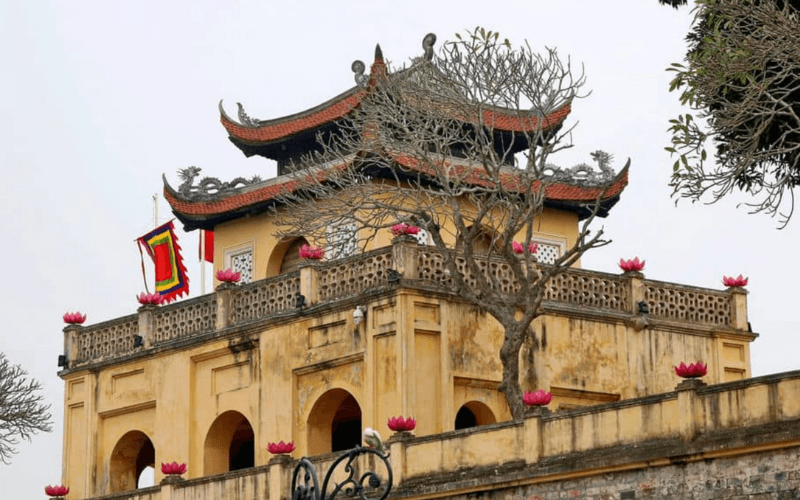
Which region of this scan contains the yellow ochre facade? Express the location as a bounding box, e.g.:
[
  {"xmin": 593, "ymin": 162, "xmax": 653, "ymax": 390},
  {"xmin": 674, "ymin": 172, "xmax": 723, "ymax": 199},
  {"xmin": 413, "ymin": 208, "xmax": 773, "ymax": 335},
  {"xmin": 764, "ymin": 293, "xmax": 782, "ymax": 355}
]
[
  {"xmin": 59, "ymin": 204, "xmax": 757, "ymax": 498},
  {"xmin": 57, "ymin": 36, "xmax": 791, "ymax": 500}
]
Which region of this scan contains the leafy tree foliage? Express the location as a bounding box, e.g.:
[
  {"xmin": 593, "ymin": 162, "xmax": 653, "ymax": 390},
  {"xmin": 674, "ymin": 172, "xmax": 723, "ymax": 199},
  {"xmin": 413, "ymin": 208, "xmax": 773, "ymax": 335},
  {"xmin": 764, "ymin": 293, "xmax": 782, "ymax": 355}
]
[
  {"xmin": 664, "ymin": 0, "xmax": 800, "ymax": 226},
  {"xmin": 0, "ymin": 352, "xmax": 52, "ymax": 464}
]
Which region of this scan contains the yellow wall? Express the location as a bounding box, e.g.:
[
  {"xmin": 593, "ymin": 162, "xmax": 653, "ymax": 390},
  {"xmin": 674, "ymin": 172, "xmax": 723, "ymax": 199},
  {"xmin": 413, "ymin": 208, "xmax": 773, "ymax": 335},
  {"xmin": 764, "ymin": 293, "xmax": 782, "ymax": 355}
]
[
  {"xmin": 61, "ymin": 282, "xmax": 754, "ymax": 498},
  {"xmin": 212, "ymin": 202, "xmax": 580, "ymax": 285}
]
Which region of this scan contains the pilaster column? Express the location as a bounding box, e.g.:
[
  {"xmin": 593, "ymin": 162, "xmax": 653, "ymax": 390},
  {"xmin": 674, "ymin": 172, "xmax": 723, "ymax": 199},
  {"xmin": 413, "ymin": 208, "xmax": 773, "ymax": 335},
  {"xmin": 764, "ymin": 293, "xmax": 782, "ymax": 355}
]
[
  {"xmin": 299, "ymin": 263, "xmax": 320, "ymax": 306},
  {"xmin": 729, "ymin": 287, "xmax": 749, "ymax": 330},
  {"xmin": 215, "ymin": 283, "xmax": 235, "ymax": 329},
  {"xmin": 137, "ymin": 305, "xmax": 156, "ymax": 347},
  {"xmin": 63, "ymin": 325, "xmax": 82, "ymax": 366},
  {"xmin": 391, "ymin": 237, "xmax": 419, "ymax": 280}
]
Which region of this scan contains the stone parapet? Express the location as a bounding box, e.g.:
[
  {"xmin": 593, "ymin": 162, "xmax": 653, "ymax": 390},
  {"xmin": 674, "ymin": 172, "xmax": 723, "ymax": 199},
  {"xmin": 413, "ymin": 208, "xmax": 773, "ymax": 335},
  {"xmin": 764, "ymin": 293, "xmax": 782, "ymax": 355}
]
[{"xmin": 61, "ymin": 245, "xmax": 751, "ymax": 368}]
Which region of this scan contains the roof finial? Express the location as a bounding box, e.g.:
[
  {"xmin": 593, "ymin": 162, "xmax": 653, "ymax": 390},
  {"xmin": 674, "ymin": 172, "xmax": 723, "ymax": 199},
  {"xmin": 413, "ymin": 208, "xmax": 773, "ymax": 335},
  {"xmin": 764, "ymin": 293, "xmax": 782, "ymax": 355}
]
[
  {"xmin": 352, "ymin": 60, "xmax": 367, "ymax": 88},
  {"xmin": 374, "ymin": 44, "xmax": 383, "ymax": 62},
  {"xmin": 422, "ymin": 33, "xmax": 437, "ymax": 61}
]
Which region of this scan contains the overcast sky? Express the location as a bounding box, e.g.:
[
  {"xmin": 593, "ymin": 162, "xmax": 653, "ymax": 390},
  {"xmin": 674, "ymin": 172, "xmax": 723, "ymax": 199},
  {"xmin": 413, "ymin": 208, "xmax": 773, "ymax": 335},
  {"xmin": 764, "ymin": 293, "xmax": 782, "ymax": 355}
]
[{"xmin": 1, "ymin": 1, "xmax": 798, "ymax": 497}]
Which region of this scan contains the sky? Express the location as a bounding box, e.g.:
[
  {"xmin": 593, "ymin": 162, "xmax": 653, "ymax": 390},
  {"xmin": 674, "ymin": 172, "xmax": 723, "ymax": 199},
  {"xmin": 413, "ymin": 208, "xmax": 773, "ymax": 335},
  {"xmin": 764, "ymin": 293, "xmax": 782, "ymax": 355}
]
[{"xmin": 1, "ymin": 1, "xmax": 798, "ymax": 497}]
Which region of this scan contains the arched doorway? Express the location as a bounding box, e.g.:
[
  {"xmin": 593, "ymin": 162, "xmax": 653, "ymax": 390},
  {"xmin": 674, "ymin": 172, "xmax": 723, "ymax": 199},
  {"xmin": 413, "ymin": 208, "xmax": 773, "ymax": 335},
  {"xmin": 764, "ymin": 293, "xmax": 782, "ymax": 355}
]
[
  {"xmin": 203, "ymin": 411, "xmax": 255, "ymax": 475},
  {"xmin": 108, "ymin": 430, "xmax": 155, "ymax": 493},
  {"xmin": 454, "ymin": 401, "xmax": 496, "ymax": 430},
  {"xmin": 267, "ymin": 237, "xmax": 310, "ymax": 276},
  {"xmin": 307, "ymin": 389, "xmax": 362, "ymax": 455}
]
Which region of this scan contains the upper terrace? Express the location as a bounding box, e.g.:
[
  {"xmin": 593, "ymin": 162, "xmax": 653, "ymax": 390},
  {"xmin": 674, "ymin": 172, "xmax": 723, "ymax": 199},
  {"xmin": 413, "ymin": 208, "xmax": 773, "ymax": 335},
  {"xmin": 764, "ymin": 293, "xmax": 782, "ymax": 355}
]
[{"xmin": 61, "ymin": 238, "xmax": 751, "ymax": 372}]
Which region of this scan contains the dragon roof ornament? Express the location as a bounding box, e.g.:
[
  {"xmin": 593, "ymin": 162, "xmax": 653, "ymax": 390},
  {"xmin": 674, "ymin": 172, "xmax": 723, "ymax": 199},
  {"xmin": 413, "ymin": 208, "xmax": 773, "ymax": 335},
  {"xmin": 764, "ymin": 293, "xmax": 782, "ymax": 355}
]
[
  {"xmin": 175, "ymin": 167, "xmax": 263, "ymax": 201},
  {"xmin": 542, "ymin": 150, "xmax": 618, "ymax": 187}
]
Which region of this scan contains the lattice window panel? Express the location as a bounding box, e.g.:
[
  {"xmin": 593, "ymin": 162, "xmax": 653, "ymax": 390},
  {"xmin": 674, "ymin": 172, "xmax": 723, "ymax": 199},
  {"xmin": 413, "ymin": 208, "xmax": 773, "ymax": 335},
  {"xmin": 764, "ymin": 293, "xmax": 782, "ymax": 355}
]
[
  {"xmin": 645, "ymin": 284, "xmax": 731, "ymax": 326},
  {"xmin": 232, "ymin": 272, "xmax": 301, "ymax": 323},
  {"xmin": 318, "ymin": 249, "xmax": 393, "ymax": 301},
  {"xmin": 327, "ymin": 221, "xmax": 358, "ymax": 260},
  {"xmin": 533, "ymin": 241, "xmax": 562, "ymax": 265},
  {"xmin": 154, "ymin": 295, "xmax": 217, "ymax": 342},
  {"xmin": 231, "ymin": 251, "xmax": 253, "ymax": 284},
  {"xmin": 76, "ymin": 316, "xmax": 139, "ymax": 362}
]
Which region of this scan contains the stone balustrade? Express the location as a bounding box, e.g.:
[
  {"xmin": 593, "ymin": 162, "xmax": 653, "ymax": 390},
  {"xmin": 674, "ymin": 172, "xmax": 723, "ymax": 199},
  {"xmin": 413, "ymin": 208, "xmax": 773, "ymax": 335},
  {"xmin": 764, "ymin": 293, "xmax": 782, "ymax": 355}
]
[{"xmin": 62, "ymin": 240, "xmax": 747, "ymax": 367}]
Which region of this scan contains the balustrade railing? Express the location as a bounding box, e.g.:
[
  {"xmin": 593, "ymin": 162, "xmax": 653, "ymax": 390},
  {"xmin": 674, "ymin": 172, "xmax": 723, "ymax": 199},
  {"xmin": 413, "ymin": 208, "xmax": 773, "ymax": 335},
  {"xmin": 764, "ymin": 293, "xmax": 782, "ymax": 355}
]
[{"xmin": 65, "ymin": 242, "xmax": 740, "ymax": 366}]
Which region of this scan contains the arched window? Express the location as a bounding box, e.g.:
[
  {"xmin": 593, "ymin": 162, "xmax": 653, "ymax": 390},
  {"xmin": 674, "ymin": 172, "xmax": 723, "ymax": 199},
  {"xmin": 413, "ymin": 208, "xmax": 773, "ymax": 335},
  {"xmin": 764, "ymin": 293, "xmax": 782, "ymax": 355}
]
[
  {"xmin": 280, "ymin": 238, "xmax": 310, "ymax": 274},
  {"xmin": 454, "ymin": 401, "xmax": 496, "ymax": 430},
  {"xmin": 108, "ymin": 430, "xmax": 155, "ymax": 493},
  {"xmin": 266, "ymin": 237, "xmax": 310, "ymax": 277},
  {"xmin": 307, "ymin": 389, "xmax": 362, "ymax": 455},
  {"xmin": 203, "ymin": 411, "xmax": 255, "ymax": 475}
]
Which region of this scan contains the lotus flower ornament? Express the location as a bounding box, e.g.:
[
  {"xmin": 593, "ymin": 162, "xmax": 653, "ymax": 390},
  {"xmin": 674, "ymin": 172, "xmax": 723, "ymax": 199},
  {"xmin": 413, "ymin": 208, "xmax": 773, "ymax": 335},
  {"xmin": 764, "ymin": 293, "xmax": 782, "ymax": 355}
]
[
  {"xmin": 390, "ymin": 223, "xmax": 420, "ymax": 236},
  {"xmin": 523, "ymin": 390, "xmax": 552, "ymax": 406},
  {"xmin": 619, "ymin": 257, "xmax": 645, "ymax": 272},
  {"xmin": 45, "ymin": 485, "xmax": 69, "ymax": 498},
  {"xmin": 63, "ymin": 312, "xmax": 86, "ymax": 325},
  {"xmin": 674, "ymin": 361, "xmax": 708, "ymax": 378},
  {"xmin": 722, "ymin": 275, "xmax": 748, "ymax": 288},
  {"xmin": 160, "ymin": 462, "xmax": 187, "ymax": 475},
  {"xmin": 267, "ymin": 440, "xmax": 296, "ymax": 455},
  {"xmin": 387, "ymin": 416, "xmax": 416, "ymax": 432},
  {"xmin": 299, "ymin": 245, "xmax": 324, "ymax": 260},
  {"xmin": 512, "ymin": 241, "xmax": 539, "ymax": 255},
  {"xmin": 215, "ymin": 268, "xmax": 241, "ymax": 283},
  {"xmin": 137, "ymin": 292, "xmax": 165, "ymax": 306}
]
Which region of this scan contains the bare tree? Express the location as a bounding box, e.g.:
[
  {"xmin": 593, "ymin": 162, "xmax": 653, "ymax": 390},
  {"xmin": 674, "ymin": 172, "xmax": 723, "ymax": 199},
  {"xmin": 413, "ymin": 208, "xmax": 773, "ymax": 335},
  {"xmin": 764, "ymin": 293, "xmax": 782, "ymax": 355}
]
[
  {"xmin": 665, "ymin": 0, "xmax": 800, "ymax": 226},
  {"xmin": 0, "ymin": 352, "xmax": 52, "ymax": 464},
  {"xmin": 275, "ymin": 28, "xmax": 626, "ymax": 419}
]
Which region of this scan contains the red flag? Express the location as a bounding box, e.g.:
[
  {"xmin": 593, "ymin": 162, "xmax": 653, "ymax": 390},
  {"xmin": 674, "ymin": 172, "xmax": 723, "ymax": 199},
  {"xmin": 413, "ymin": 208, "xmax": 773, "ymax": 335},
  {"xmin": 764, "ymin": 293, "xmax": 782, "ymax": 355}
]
[
  {"xmin": 137, "ymin": 221, "xmax": 189, "ymax": 303},
  {"xmin": 200, "ymin": 230, "xmax": 214, "ymax": 263}
]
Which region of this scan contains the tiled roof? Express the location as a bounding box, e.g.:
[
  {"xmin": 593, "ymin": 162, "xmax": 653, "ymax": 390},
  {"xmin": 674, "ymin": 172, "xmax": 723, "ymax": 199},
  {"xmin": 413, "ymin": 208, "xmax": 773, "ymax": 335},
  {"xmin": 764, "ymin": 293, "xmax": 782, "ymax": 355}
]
[
  {"xmin": 221, "ymin": 46, "xmax": 571, "ymax": 147},
  {"xmin": 220, "ymin": 92, "xmax": 364, "ymax": 144},
  {"xmin": 165, "ymin": 159, "xmax": 628, "ymax": 223}
]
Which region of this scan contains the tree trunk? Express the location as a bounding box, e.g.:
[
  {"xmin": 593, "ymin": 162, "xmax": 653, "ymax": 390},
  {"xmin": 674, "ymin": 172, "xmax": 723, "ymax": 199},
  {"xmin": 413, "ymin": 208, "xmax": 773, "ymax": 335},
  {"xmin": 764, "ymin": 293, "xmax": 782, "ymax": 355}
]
[{"xmin": 498, "ymin": 325, "xmax": 527, "ymax": 420}]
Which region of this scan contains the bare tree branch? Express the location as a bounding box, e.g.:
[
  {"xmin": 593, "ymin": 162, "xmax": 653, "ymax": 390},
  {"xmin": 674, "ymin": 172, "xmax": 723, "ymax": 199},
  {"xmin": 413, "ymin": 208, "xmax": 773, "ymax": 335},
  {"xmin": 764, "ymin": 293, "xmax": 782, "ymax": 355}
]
[
  {"xmin": 274, "ymin": 28, "xmax": 624, "ymax": 419},
  {"xmin": 0, "ymin": 352, "xmax": 52, "ymax": 464}
]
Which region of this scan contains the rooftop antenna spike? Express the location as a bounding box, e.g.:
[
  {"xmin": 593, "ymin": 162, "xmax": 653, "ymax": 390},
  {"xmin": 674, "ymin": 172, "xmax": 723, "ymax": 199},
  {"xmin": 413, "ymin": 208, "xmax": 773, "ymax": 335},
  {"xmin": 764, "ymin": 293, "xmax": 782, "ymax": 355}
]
[{"xmin": 422, "ymin": 33, "xmax": 437, "ymax": 61}]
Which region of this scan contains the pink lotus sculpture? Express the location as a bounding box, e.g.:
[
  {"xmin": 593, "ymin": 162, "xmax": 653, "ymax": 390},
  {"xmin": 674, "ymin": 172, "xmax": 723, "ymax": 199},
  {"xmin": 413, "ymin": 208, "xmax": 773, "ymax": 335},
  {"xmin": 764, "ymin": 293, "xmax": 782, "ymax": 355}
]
[
  {"xmin": 63, "ymin": 312, "xmax": 86, "ymax": 325},
  {"xmin": 619, "ymin": 257, "xmax": 645, "ymax": 272},
  {"xmin": 390, "ymin": 223, "xmax": 420, "ymax": 236},
  {"xmin": 267, "ymin": 440, "xmax": 296, "ymax": 455},
  {"xmin": 674, "ymin": 361, "xmax": 708, "ymax": 378},
  {"xmin": 523, "ymin": 390, "xmax": 552, "ymax": 406},
  {"xmin": 137, "ymin": 292, "xmax": 165, "ymax": 306},
  {"xmin": 160, "ymin": 462, "xmax": 187, "ymax": 475},
  {"xmin": 44, "ymin": 485, "xmax": 69, "ymax": 498},
  {"xmin": 387, "ymin": 416, "xmax": 416, "ymax": 432},
  {"xmin": 722, "ymin": 275, "xmax": 748, "ymax": 288},
  {"xmin": 216, "ymin": 268, "xmax": 241, "ymax": 283},
  {"xmin": 299, "ymin": 245, "xmax": 324, "ymax": 260},
  {"xmin": 512, "ymin": 241, "xmax": 539, "ymax": 255}
]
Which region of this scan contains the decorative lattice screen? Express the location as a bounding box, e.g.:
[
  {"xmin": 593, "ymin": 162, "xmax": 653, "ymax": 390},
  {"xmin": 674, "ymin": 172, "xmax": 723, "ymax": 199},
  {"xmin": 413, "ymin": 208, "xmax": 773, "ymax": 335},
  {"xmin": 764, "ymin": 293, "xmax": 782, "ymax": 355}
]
[
  {"xmin": 533, "ymin": 241, "xmax": 562, "ymax": 264},
  {"xmin": 231, "ymin": 250, "xmax": 253, "ymax": 284},
  {"xmin": 327, "ymin": 222, "xmax": 358, "ymax": 259}
]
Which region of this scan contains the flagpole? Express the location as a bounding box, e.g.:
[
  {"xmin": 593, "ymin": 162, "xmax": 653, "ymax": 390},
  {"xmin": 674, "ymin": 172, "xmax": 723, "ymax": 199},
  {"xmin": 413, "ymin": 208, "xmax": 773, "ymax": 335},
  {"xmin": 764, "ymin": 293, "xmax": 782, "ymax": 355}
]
[
  {"xmin": 200, "ymin": 230, "xmax": 206, "ymax": 295},
  {"xmin": 153, "ymin": 193, "xmax": 158, "ymax": 227}
]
